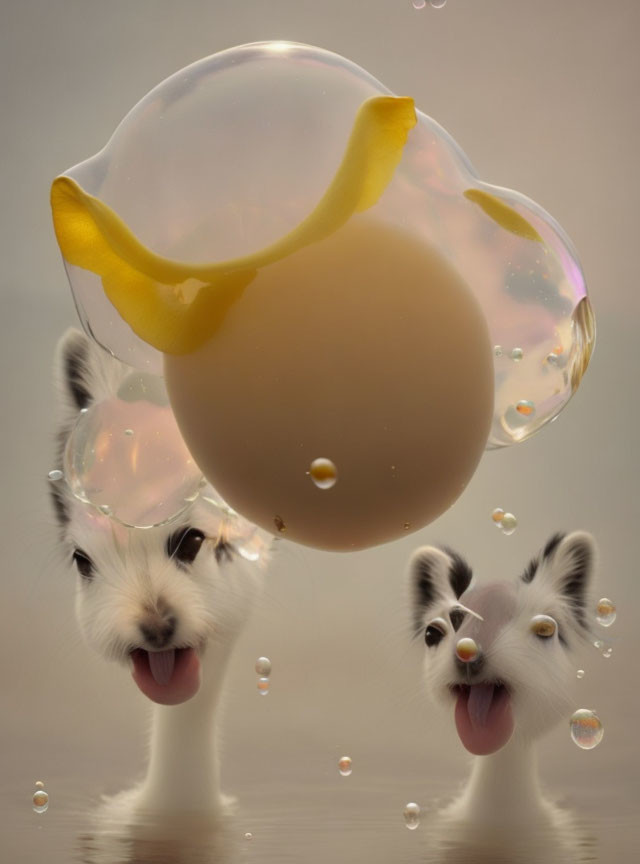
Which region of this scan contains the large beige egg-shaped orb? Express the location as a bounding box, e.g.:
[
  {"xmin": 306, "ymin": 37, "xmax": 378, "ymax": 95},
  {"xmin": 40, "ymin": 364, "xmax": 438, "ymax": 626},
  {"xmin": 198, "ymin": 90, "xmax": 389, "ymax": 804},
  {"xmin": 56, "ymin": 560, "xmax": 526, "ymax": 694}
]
[{"xmin": 164, "ymin": 216, "xmax": 493, "ymax": 551}]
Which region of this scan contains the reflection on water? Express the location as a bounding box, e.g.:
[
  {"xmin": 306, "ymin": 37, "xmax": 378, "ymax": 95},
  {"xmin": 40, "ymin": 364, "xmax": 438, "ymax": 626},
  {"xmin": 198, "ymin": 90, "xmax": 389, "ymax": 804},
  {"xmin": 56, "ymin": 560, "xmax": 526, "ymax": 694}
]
[{"xmin": 73, "ymin": 788, "xmax": 598, "ymax": 864}]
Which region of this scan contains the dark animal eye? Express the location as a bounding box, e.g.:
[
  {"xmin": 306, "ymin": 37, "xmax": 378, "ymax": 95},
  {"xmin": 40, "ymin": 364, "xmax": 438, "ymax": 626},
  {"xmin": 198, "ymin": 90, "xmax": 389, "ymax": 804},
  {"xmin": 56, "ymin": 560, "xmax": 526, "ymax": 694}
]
[
  {"xmin": 72, "ymin": 549, "xmax": 94, "ymax": 581},
  {"xmin": 167, "ymin": 528, "xmax": 206, "ymax": 565},
  {"xmin": 449, "ymin": 607, "xmax": 466, "ymax": 631},
  {"xmin": 425, "ymin": 617, "xmax": 448, "ymax": 647}
]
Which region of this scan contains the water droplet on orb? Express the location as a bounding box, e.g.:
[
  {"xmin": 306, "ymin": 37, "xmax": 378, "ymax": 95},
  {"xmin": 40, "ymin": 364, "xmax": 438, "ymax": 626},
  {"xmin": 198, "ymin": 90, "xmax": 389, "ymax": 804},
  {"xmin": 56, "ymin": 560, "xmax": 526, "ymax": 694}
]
[{"xmin": 309, "ymin": 458, "xmax": 338, "ymax": 490}]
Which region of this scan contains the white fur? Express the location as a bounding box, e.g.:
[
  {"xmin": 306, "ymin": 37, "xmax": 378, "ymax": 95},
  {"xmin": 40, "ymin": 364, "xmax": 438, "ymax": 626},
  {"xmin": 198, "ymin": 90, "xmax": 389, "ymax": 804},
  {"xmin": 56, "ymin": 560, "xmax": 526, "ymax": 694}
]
[
  {"xmin": 409, "ymin": 533, "xmax": 596, "ymax": 827},
  {"xmin": 53, "ymin": 329, "xmax": 270, "ymax": 815}
]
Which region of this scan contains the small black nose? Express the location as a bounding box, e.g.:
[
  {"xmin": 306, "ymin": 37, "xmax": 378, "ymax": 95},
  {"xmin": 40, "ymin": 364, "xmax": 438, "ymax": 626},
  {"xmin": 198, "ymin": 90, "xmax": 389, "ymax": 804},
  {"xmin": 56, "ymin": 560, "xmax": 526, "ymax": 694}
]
[
  {"xmin": 139, "ymin": 612, "xmax": 177, "ymax": 648},
  {"xmin": 455, "ymin": 653, "xmax": 485, "ymax": 677}
]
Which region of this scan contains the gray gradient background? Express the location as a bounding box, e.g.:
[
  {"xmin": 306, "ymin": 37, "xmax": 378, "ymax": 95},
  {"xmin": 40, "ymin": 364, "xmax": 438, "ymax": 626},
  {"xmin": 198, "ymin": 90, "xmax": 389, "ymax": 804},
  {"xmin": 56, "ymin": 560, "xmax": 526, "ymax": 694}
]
[{"xmin": 1, "ymin": 0, "xmax": 638, "ymax": 861}]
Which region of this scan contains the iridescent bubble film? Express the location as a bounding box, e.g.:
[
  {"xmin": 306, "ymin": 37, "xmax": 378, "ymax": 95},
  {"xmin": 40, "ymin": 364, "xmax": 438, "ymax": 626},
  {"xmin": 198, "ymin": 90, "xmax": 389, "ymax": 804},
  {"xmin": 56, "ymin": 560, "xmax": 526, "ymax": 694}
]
[
  {"xmin": 63, "ymin": 372, "xmax": 203, "ymax": 528},
  {"xmin": 569, "ymin": 708, "xmax": 604, "ymax": 750},
  {"xmin": 52, "ymin": 40, "xmax": 593, "ymax": 453}
]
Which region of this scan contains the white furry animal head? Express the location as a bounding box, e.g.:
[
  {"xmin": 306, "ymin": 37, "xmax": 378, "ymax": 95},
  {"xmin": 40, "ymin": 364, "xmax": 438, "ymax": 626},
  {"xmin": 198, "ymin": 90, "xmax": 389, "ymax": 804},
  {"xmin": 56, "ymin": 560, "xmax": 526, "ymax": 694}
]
[
  {"xmin": 51, "ymin": 329, "xmax": 269, "ymax": 705},
  {"xmin": 408, "ymin": 533, "xmax": 595, "ymax": 755}
]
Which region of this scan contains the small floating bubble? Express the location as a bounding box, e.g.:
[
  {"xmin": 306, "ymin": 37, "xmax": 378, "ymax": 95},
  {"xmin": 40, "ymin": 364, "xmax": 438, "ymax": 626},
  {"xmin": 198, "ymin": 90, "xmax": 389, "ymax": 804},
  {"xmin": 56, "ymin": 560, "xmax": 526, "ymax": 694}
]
[
  {"xmin": 570, "ymin": 708, "xmax": 604, "ymax": 750},
  {"xmin": 274, "ymin": 515, "xmax": 286, "ymax": 534},
  {"xmin": 576, "ymin": 669, "xmax": 585, "ymax": 679},
  {"xmin": 124, "ymin": 428, "xmax": 134, "ymax": 436},
  {"xmin": 491, "ymin": 507, "xmax": 505, "ymax": 525},
  {"xmin": 403, "ymin": 802, "xmax": 421, "ymax": 829},
  {"xmin": 510, "ymin": 347, "xmax": 524, "ymax": 362},
  {"xmin": 430, "ymin": 0, "xmax": 447, "ymax": 8},
  {"xmin": 98, "ymin": 504, "xmax": 113, "ymax": 516},
  {"xmin": 593, "ymin": 639, "xmax": 604, "ymax": 650},
  {"xmin": 309, "ymin": 458, "xmax": 338, "ymax": 490},
  {"xmin": 516, "ymin": 400, "xmax": 535, "ymax": 417},
  {"xmin": 255, "ymin": 656, "xmax": 272, "ymax": 677},
  {"xmin": 602, "ymin": 647, "xmax": 613, "ymax": 659},
  {"xmin": 338, "ymin": 756, "xmax": 352, "ymax": 777},
  {"xmin": 244, "ymin": 832, "xmax": 253, "ymax": 841},
  {"xmin": 455, "ymin": 637, "xmax": 479, "ymax": 663},
  {"xmin": 596, "ymin": 598, "xmax": 616, "ymax": 627},
  {"xmin": 494, "ymin": 345, "xmax": 503, "ymax": 357},
  {"xmin": 34, "ymin": 780, "xmax": 45, "ymax": 789},
  {"xmin": 412, "ymin": 0, "xmax": 426, "ymax": 9},
  {"xmin": 32, "ymin": 790, "xmax": 49, "ymax": 814},
  {"xmin": 257, "ymin": 677, "xmax": 270, "ymax": 695},
  {"xmin": 500, "ymin": 512, "xmax": 517, "ymax": 535},
  {"xmin": 403, "ymin": 521, "xmax": 411, "ymax": 531},
  {"xmin": 47, "ymin": 469, "xmax": 64, "ymax": 482},
  {"xmin": 546, "ymin": 352, "xmax": 559, "ymax": 366}
]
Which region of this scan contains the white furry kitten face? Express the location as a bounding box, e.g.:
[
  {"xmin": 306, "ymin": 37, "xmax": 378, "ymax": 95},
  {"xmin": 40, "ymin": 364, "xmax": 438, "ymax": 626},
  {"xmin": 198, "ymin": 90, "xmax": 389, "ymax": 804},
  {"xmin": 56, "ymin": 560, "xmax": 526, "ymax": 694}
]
[
  {"xmin": 51, "ymin": 328, "xmax": 269, "ymax": 705},
  {"xmin": 409, "ymin": 532, "xmax": 595, "ymax": 754},
  {"xmin": 66, "ymin": 495, "xmax": 262, "ymax": 665}
]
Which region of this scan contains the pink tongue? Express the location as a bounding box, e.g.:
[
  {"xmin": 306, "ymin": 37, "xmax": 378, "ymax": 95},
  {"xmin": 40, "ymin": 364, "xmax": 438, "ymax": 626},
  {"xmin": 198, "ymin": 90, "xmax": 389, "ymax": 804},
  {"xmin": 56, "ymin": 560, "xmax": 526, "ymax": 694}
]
[
  {"xmin": 131, "ymin": 648, "xmax": 201, "ymax": 705},
  {"xmin": 148, "ymin": 649, "xmax": 175, "ymax": 685},
  {"xmin": 455, "ymin": 684, "xmax": 514, "ymax": 755}
]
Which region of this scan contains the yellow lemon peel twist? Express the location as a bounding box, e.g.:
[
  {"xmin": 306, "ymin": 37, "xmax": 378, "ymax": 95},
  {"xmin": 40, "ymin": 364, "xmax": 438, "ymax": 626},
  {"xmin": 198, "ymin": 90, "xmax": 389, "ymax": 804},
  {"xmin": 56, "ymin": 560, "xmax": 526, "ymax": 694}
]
[
  {"xmin": 51, "ymin": 95, "xmax": 417, "ymax": 354},
  {"xmin": 464, "ymin": 188, "xmax": 543, "ymax": 243}
]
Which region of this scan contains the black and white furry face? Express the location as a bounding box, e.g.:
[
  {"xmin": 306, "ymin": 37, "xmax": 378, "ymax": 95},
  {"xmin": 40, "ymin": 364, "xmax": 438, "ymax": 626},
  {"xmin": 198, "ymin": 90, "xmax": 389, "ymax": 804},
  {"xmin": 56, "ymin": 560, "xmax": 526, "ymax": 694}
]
[
  {"xmin": 52, "ymin": 329, "xmax": 268, "ymax": 701},
  {"xmin": 408, "ymin": 533, "xmax": 596, "ymax": 749}
]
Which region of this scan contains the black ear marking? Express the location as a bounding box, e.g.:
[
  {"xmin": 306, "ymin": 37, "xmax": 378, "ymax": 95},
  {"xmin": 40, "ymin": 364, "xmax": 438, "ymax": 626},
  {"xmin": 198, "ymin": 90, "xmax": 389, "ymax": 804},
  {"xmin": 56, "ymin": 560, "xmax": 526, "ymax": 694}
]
[
  {"xmin": 63, "ymin": 335, "xmax": 92, "ymax": 411},
  {"xmin": 442, "ymin": 547, "xmax": 473, "ymax": 598},
  {"xmin": 409, "ymin": 545, "xmax": 472, "ymax": 637},
  {"xmin": 543, "ymin": 532, "xmax": 566, "ymax": 561},
  {"xmin": 521, "ymin": 556, "xmax": 539, "ymax": 584},
  {"xmin": 538, "ymin": 531, "xmax": 595, "ymax": 630}
]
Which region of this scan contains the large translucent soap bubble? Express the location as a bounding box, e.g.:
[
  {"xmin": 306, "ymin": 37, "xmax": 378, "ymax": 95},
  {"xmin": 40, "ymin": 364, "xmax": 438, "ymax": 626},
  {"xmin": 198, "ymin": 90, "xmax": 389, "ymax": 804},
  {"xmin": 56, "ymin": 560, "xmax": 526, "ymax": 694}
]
[{"xmin": 51, "ymin": 41, "xmax": 593, "ymax": 550}]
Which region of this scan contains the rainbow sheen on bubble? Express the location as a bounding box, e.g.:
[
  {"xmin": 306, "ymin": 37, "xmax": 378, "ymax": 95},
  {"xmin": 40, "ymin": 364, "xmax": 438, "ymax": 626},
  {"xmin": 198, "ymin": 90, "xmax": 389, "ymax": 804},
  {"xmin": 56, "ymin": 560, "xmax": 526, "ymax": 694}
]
[
  {"xmin": 569, "ymin": 708, "xmax": 604, "ymax": 750},
  {"xmin": 51, "ymin": 41, "xmax": 593, "ymax": 452},
  {"xmin": 63, "ymin": 371, "xmax": 203, "ymax": 528}
]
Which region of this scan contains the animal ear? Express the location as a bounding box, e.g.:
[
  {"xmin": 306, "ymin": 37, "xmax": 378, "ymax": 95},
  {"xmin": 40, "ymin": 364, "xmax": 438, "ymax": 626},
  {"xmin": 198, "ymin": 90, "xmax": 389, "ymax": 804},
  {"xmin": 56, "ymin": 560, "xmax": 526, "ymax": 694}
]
[
  {"xmin": 408, "ymin": 545, "xmax": 473, "ymax": 633},
  {"xmin": 55, "ymin": 328, "xmax": 93, "ymax": 414},
  {"xmin": 54, "ymin": 327, "xmax": 124, "ymax": 420},
  {"xmin": 527, "ymin": 531, "xmax": 596, "ymax": 630}
]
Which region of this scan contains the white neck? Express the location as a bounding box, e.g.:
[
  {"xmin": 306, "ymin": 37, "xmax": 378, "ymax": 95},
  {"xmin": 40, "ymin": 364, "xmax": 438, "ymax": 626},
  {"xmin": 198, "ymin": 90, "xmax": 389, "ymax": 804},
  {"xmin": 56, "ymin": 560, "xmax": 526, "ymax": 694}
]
[
  {"xmin": 135, "ymin": 638, "xmax": 234, "ymax": 813},
  {"xmin": 450, "ymin": 737, "xmax": 550, "ymax": 825}
]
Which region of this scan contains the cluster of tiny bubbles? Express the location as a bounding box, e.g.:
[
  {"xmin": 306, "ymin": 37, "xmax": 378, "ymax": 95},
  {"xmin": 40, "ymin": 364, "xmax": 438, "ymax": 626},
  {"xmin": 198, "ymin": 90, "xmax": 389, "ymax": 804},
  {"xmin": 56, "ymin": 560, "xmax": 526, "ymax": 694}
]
[
  {"xmin": 47, "ymin": 469, "xmax": 64, "ymax": 482},
  {"xmin": 576, "ymin": 669, "xmax": 585, "ymax": 679},
  {"xmin": 32, "ymin": 781, "xmax": 49, "ymax": 814},
  {"xmin": 596, "ymin": 598, "xmax": 616, "ymax": 627},
  {"xmin": 602, "ymin": 647, "xmax": 613, "ymax": 659},
  {"xmin": 309, "ymin": 457, "xmax": 338, "ymax": 490},
  {"xmin": 403, "ymin": 802, "xmax": 421, "ymax": 830},
  {"xmin": 569, "ymin": 708, "xmax": 604, "ymax": 750},
  {"xmin": 492, "ymin": 508, "xmax": 517, "ymax": 535},
  {"xmin": 510, "ymin": 347, "xmax": 524, "ymax": 362},
  {"xmin": 338, "ymin": 756, "xmax": 353, "ymax": 777}
]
